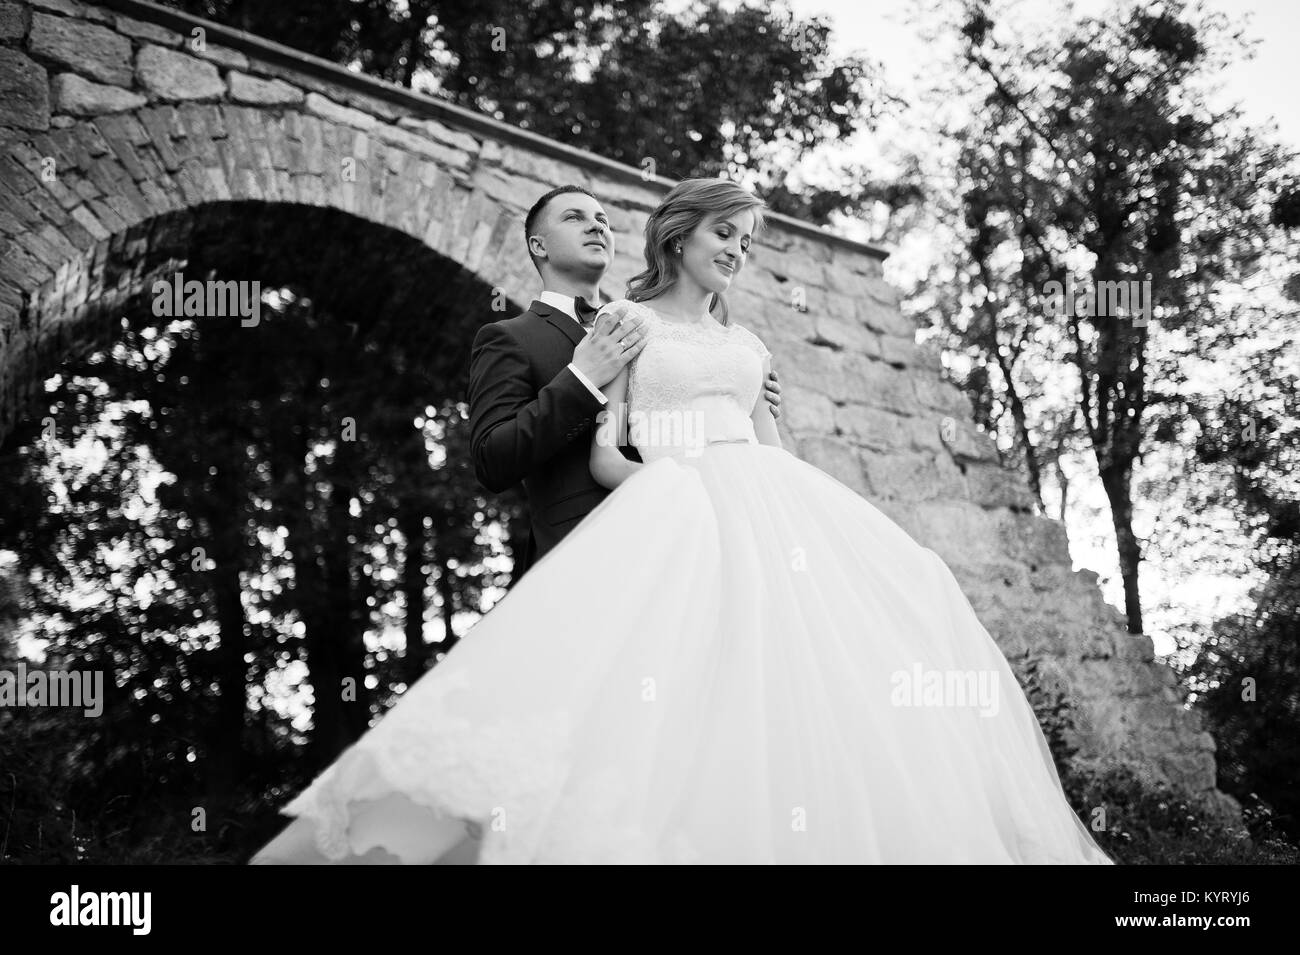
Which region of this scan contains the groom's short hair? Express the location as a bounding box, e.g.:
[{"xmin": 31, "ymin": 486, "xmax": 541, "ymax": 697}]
[{"xmin": 525, "ymin": 184, "xmax": 598, "ymax": 273}]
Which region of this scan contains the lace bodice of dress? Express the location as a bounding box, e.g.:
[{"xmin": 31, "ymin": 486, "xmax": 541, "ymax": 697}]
[{"xmin": 611, "ymin": 300, "xmax": 772, "ymax": 463}]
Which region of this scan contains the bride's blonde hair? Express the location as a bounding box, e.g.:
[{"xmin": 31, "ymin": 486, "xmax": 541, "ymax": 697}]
[{"xmin": 626, "ymin": 178, "xmax": 766, "ymax": 325}]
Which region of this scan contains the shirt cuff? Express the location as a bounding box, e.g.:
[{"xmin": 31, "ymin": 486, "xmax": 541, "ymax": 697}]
[{"xmin": 568, "ymin": 362, "xmax": 607, "ymax": 405}]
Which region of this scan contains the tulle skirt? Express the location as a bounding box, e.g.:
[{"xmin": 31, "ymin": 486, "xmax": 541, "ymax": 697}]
[{"xmin": 252, "ymin": 441, "xmax": 1113, "ymax": 864}]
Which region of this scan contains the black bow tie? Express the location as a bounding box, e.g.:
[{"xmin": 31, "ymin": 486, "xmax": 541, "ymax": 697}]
[{"xmin": 574, "ymin": 296, "xmax": 599, "ymax": 327}]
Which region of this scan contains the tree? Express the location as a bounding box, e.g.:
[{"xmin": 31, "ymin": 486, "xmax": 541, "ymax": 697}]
[
  {"xmin": 907, "ymin": 0, "xmax": 1298, "ymax": 635},
  {"xmin": 1180, "ymin": 345, "xmax": 1300, "ymax": 841}
]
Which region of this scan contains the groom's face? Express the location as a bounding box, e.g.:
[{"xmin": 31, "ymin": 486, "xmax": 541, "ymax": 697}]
[{"xmin": 532, "ymin": 193, "xmax": 613, "ymax": 277}]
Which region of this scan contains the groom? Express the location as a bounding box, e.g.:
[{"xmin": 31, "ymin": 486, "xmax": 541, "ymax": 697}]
[{"xmin": 467, "ymin": 185, "xmax": 781, "ymax": 582}]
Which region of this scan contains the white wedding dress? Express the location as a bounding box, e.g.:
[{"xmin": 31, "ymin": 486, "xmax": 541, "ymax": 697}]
[{"xmin": 252, "ymin": 300, "xmax": 1114, "ymax": 865}]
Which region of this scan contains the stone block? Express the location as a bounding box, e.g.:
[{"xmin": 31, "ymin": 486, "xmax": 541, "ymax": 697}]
[
  {"xmin": 938, "ymin": 415, "xmax": 999, "ymax": 463},
  {"xmin": 906, "ymin": 500, "xmax": 1004, "ymax": 567},
  {"xmin": 878, "ymin": 332, "xmax": 914, "ymax": 367},
  {"xmin": 396, "ymin": 115, "xmax": 481, "ymax": 154},
  {"xmin": 68, "ymin": 202, "xmax": 107, "ymax": 240},
  {"xmin": 912, "ymin": 372, "xmax": 972, "ymax": 418},
  {"xmin": 375, "ymin": 120, "xmax": 474, "ymax": 171},
  {"xmin": 0, "ymin": 3, "xmax": 26, "ymax": 41},
  {"xmin": 846, "ymin": 356, "xmax": 916, "ymax": 415},
  {"xmin": 29, "ymin": 0, "xmax": 110, "ymax": 21},
  {"xmin": 467, "ymin": 165, "xmax": 548, "ymax": 214},
  {"xmin": 795, "ymin": 435, "xmax": 871, "ymax": 496},
  {"xmin": 963, "ymin": 459, "xmax": 1037, "ymax": 510},
  {"xmin": 995, "ymin": 511, "xmax": 1071, "ymax": 567},
  {"xmin": 137, "ymin": 44, "xmax": 224, "ymax": 101},
  {"xmin": 780, "ymin": 384, "xmax": 834, "ymax": 434},
  {"xmin": 30, "ymin": 12, "xmax": 132, "ymax": 87},
  {"xmin": 0, "ymin": 48, "xmax": 49, "ymax": 130},
  {"xmin": 811, "ymin": 306, "xmax": 880, "ymax": 355},
  {"xmin": 862, "ymin": 449, "xmax": 967, "ymax": 503},
  {"xmin": 192, "ymin": 42, "xmax": 248, "ymax": 71},
  {"xmin": 50, "ymin": 72, "xmax": 144, "ymax": 116},
  {"xmin": 306, "ymin": 92, "xmax": 377, "ymax": 130},
  {"xmin": 136, "ymin": 105, "xmax": 183, "ymax": 170},
  {"xmin": 115, "ymin": 14, "xmax": 181, "ymax": 46},
  {"xmin": 228, "ymin": 71, "xmax": 304, "ymax": 106},
  {"xmin": 495, "ymin": 144, "xmax": 578, "ymax": 186}
]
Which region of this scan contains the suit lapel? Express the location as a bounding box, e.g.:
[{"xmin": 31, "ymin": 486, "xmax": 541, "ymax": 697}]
[{"xmin": 533, "ymin": 300, "xmax": 586, "ymax": 350}]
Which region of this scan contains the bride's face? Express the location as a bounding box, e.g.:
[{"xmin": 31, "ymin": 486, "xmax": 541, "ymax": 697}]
[{"xmin": 678, "ymin": 209, "xmax": 755, "ymax": 295}]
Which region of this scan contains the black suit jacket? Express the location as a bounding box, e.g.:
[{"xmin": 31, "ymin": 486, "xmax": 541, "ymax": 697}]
[{"xmin": 467, "ymin": 299, "xmax": 639, "ymax": 581}]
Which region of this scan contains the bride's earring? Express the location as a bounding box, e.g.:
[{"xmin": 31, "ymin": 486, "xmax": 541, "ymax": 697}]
[{"xmin": 673, "ymin": 242, "xmax": 682, "ymax": 254}]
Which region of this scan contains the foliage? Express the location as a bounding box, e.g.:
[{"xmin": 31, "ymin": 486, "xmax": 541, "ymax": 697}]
[
  {"xmin": 1008, "ymin": 649, "xmax": 1079, "ymax": 781},
  {"xmin": 1174, "ymin": 372, "xmax": 1300, "ymax": 844},
  {"xmin": 1011, "ymin": 649, "xmax": 1299, "ymax": 864},
  {"xmin": 1064, "ymin": 762, "xmax": 1299, "ymax": 865}
]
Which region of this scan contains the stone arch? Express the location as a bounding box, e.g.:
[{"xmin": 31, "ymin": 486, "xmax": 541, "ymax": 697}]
[{"xmin": 0, "ymin": 96, "xmax": 543, "ymax": 441}]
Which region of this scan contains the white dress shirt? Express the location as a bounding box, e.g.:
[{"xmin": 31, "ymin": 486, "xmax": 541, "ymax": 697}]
[{"xmin": 539, "ymin": 290, "xmax": 607, "ymax": 406}]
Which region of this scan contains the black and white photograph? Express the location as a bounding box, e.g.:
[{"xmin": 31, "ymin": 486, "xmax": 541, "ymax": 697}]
[{"xmin": 0, "ymin": 0, "xmax": 1295, "ymax": 918}]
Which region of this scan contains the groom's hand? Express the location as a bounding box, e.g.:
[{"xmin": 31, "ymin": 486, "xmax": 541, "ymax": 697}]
[
  {"xmin": 764, "ymin": 367, "xmax": 782, "ymax": 419},
  {"xmin": 571, "ymin": 305, "xmax": 648, "ymax": 389}
]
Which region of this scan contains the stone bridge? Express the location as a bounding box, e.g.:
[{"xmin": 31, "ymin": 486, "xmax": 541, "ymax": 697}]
[{"xmin": 0, "ymin": 0, "xmax": 1233, "ymax": 814}]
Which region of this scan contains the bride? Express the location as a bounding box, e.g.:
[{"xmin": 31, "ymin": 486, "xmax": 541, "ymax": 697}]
[{"xmin": 252, "ymin": 179, "xmax": 1114, "ymax": 865}]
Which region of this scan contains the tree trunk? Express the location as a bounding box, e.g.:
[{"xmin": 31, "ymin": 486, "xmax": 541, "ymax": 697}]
[
  {"xmin": 399, "ymin": 504, "xmax": 431, "ymax": 683},
  {"xmin": 433, "ymin": 547, "xmax": 460, "ymax": 656},
  {"xmin": 993, "ymin": 345, "xmax": 1045, "ymax": 510},
  {"xmin": 204, "ymin": 526, "xmax": 247, "ymax": 816},
  {"xmin": 1098, "ymin": 461, "xmax": 1144, "ymax": 634},
  {"xmin": 322, "ymin": 468, "xmax": 370, "ymax": 743},
  {"xmin": 188, "ymin": 396, "xmax": 249, "ymax": 816},
  {"xmin": 277, "ymin": 444, "xmax": 353, "ymax": 769},
  {"xmin": 1055, "ymin": 456, "xmax": 1070, "ymax": 522}
]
